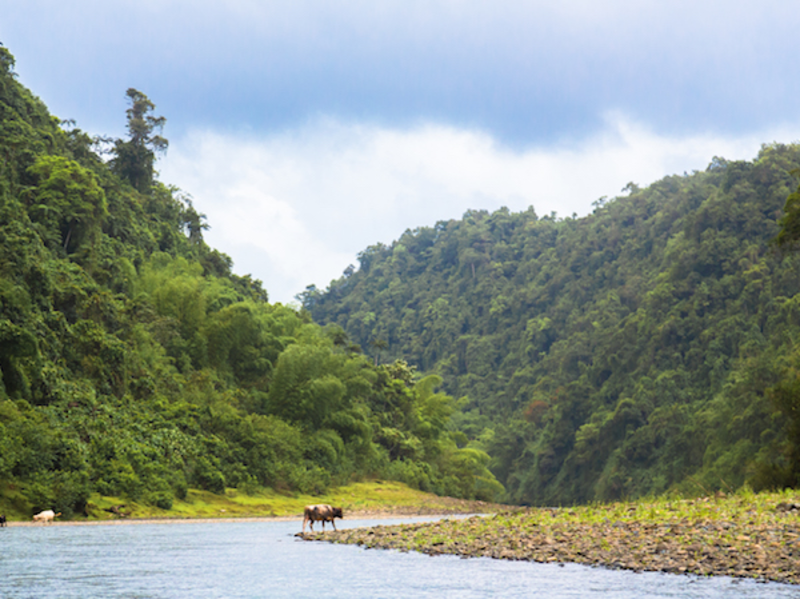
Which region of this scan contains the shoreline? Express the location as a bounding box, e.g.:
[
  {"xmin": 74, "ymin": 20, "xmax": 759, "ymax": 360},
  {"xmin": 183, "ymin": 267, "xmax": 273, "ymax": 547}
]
[
  {"xmin": 0, "ymin": 480, "xmax": 505, "ymax": 527},
  {"xmin": 2, "ymin": 508, "xmax": 483, "ymax": 527}
]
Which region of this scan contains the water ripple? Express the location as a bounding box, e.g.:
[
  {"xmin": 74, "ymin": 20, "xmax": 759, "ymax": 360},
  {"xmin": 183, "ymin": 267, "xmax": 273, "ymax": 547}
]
[{"xmin": 0, "ymin": 518, "xmax": 796, "ymax": 598}]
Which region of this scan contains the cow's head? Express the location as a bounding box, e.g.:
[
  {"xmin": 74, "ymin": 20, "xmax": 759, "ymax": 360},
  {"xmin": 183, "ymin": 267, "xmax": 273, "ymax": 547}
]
[{"xmin": 332, "ymin": 507, "xmax": 343, "ymax": 519}]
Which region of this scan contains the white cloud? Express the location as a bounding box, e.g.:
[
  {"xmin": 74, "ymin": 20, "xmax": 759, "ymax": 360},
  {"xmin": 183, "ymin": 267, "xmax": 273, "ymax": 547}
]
[{"xmin": 160, "ymin": 115, "xmax": 798, "ymax": 304}]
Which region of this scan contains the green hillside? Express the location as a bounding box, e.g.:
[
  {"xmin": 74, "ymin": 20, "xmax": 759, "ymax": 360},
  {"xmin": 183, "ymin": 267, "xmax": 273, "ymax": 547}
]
[
  {"xmin": 306, "ymin": 142, "xmax": 800, "ymax": 505},
  {"xmin": 0, "ymin": 46, "xmax": 501, "ymax": 519}
]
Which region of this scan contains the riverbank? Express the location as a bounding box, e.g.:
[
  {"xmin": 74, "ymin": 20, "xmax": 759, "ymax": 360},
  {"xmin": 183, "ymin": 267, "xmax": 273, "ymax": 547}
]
[
  {"xmin": 305, "ymin": 489, "xmax": 800, "ymax": 585},
  {"xmin": 3, "ymin": 508, "xmax": 487, "ymax": 527},
  {"xmin": 2, "ymin": 480, "xmax": 506, "ymax": 524}
]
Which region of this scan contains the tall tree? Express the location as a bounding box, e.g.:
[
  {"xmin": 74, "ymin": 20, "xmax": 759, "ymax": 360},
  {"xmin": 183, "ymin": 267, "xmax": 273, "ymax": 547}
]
[
  {"xmin": 776, "ymin": 173, "xmax": 800, "ymax": 248},
  {"xmin": 110, "ymin": 88, "xmax": 168, "ymax": 193}
]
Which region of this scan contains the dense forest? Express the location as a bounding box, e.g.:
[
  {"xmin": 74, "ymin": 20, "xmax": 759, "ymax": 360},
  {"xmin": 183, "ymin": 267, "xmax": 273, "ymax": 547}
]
[
  {"xmin": 6, "ymin": 40, "xmax": 800, "ymax": 517},
  {"xmin": 306, "ymin": 140, "xmax": 800, "ymax": 505},
  {"xmin": 0, "ymin": 46, "xmax": 502, "ymax": 518}
]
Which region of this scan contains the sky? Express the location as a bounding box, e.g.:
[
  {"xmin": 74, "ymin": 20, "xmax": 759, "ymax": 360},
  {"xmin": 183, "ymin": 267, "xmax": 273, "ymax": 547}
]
[{"xmin": 3, "ymin": 1, "xmax": 799, "ymax": 303}]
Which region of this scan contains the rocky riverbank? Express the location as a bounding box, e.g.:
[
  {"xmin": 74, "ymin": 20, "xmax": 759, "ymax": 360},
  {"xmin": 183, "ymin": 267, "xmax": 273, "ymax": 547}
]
[{"xmin": 303, "ymin": 490, "xmax": 800, "ymax": 584}]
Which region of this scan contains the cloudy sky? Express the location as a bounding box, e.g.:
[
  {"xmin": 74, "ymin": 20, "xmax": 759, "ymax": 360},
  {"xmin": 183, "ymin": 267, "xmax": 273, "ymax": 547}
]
[{"xmin": 3, "ymin": 1, "xmax": 799, "ymax": 302}]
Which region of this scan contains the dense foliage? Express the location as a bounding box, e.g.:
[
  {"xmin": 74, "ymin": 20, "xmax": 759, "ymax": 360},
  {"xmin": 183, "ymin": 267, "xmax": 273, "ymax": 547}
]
[
  {"xmin": 0, "ymin": 47, "xmax": 501, "ymax": 518},
  {"xmin": 307, "ymin": 142, "xmax": 800, "ymax": 505}
]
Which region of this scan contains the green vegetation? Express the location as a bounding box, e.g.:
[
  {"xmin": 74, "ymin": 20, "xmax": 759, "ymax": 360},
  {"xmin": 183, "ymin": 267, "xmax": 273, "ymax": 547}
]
[
  {"xmin": 307, "ymin": 143, "xmax": 800, "ymax": 505},
  {"xmin": 0, "ymin": 46, "xmax": 501, "ymax": 520},
  {"xmin": 75, "ymin": 479, "xmax": 497, "ymax": 521},
  {"xmin": 315, "ymin": 489, "xmax": 800, "ymax": 584},
  {"xmin": 7, "ymin": 35, "xmax": 800, "ymax": 524}
]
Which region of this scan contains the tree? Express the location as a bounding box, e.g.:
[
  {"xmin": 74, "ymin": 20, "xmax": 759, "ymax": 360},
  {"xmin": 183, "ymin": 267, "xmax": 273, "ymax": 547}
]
[
  {"xmin": 180, "ymin": 195, "xmax": 209, "ymax": 244},
  {"xmin": 110, "ymin": 88, "xmax": 168, "ymax": 193},
  {"xmin": 26, "ymin": 155, "xmax": 108, "ymax": 253},
  {"xmin": 370, "ymin": 337, "xmax": 388, "ymax": 365},
  {"xmin": 776, "ymin": 175, "xmax": 800, "ymax": 249}
]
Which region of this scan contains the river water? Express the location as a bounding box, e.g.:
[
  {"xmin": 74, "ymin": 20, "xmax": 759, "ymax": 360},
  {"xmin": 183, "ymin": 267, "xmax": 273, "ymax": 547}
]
[{"xmin": 0, "ymin": 516, "xmax": 797, "ymax": 598}]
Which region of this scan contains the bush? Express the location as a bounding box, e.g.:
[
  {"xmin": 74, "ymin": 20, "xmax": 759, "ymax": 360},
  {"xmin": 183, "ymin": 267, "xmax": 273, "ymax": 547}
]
[
  {"xmin": 192, "ymin": 456, "xmax": 226, "ymax": 493},
  {"xmin": 387, "ymin": 459, "xmax": 433, "ymax": 493},
  {"xmin": 146, "ymin": 478, "xmax": 175, "ymax": 510}
]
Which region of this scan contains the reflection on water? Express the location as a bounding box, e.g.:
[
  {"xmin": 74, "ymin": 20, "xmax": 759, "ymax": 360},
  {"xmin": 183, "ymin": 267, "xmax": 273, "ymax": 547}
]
[{"xmin": 0, "ymin": 516, "xmax": 796, "ymax": 598}]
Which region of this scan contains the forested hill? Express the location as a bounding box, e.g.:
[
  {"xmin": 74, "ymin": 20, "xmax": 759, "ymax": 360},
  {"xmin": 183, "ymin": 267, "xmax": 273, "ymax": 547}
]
[
  {"xmin": 0, "ymin": 46, "xmax": 503, "ymax": 519},
  {"xmin": 306, "ymin": 142, "xmax": 800, "ymax": 506}
]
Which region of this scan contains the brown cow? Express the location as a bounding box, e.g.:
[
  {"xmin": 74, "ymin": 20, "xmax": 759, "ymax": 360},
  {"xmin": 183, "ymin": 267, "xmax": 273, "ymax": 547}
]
[{"xmin": 302, "ymin": 504, "xmax": 343, "ymax": 533}]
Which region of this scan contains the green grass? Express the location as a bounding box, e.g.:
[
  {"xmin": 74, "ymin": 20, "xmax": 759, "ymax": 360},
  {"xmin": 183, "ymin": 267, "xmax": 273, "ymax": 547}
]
[{"xmin": 75, "ymin": 480, "xmax": 497, "ymax": 521}]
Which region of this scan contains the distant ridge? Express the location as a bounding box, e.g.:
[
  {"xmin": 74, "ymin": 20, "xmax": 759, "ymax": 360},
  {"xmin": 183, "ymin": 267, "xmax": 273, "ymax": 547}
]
[{"xmin": 307, "ymin": 143, "xmax": 800, "ymax": 505}]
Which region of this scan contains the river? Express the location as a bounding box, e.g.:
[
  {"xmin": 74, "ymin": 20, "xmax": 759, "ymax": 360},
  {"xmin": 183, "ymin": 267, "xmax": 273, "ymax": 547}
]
[{"xmin": 0, "ymin": 516, "xmax": 797, "ymax": 598}]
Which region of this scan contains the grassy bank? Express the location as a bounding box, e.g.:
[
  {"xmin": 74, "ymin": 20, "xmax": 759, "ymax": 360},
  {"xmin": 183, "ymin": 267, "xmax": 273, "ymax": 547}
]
[
  {"xmin": 308, "ymin": 488, "xmax": 800, "ymax": 585},
  {"xmin": 1, "ymin": 480, "xmax": 503, "ymax": 522}
]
